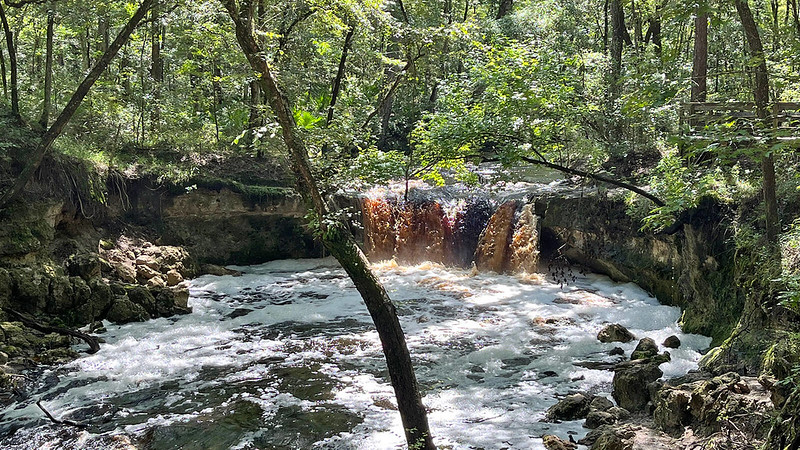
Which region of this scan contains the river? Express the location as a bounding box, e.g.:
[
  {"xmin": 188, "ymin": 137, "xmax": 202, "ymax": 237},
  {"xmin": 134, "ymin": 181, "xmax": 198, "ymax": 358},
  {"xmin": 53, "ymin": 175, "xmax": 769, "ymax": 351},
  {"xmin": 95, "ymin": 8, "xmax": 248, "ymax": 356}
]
[{"xmin": 0, "ymin": 257, "xmax": 711, "ymax": 449}]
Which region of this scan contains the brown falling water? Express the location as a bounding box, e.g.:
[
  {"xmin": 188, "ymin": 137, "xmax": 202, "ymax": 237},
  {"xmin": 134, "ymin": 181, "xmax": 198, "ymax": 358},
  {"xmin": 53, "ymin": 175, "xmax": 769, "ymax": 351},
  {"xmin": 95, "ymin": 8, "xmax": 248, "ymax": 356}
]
[
  {"xmin": 474, "ymin": 200, "xmax": 519, "ymax": 273},
  {"xmin": 362, "ymin": 197, "xmax": 397, "ymax": 261},
  {"xmin": 361, "ymin": 194, "xmax": 540, "ymax": 274},
  {"xmin": 395, "ymin": 201, "xmax": 447, "ymax": 264},
  {"xmin": 508, "ymin": 203, "xmax": 540, "ymax": 273}
]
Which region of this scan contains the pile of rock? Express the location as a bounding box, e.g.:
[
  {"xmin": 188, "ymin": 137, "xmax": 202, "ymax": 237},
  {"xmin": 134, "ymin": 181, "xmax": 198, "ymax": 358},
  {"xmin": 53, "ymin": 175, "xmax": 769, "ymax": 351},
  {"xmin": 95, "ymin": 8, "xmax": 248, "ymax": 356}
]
[
  {"xmin": 652, "ymin": 372, "xmax": 773, "ymax": 439},
  {"xmin": 542, "ymin": 391, "xmax": 632, "ymax": 449},
  {"xmin": 101, "ymin": 235, "xmax": 195, "ymax": 288},
  {"xmin": 0, "ymin": 236, "xmax": 197, "ymax": 368}
]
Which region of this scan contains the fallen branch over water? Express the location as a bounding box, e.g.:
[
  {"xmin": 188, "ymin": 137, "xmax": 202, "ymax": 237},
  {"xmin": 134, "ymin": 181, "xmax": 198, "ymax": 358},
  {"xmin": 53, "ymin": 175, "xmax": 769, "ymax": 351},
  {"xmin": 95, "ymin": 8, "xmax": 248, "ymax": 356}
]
[
  {"xmin": 519, "ymin": 156, "xmax": 666, "ymax": 207},
  {"xmin": 36, "ymin": 400, "xmax": 87, "ymax": 428},
  {"xmin": 480, "ymin": 155, "xmax": 665, "ymax": 207},
  {"xmin": 2, "ymin": 308, "xmax": 100, "ymax": 354}
]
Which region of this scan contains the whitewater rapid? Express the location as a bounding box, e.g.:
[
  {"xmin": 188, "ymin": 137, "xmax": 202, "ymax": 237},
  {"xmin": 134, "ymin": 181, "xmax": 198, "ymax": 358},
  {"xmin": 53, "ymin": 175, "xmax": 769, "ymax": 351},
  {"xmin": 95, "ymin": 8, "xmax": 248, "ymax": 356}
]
[{"xmin": 0, "ymin": 258, "xmax": 711, "ymax": 449}]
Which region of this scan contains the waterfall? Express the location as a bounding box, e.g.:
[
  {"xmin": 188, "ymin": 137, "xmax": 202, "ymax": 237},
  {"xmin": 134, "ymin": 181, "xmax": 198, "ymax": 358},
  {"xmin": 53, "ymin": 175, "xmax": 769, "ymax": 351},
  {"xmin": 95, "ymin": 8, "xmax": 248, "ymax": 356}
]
[{"xmin": 360, "ymin": 193, "xmax": 541, "ymax": 274}]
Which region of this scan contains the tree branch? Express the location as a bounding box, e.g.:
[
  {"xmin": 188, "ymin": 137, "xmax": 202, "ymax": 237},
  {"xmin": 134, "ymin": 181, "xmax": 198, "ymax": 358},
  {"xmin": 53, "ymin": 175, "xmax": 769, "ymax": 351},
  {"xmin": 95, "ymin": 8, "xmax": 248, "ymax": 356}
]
[
  {"xmin": 3, "ymin": 307, "xmax": 100, "ymax": 353},
  {"xmin": 361, "ymin": 51, "xmax": 425, "ymax": 129},
  {"xmin": 477, "ymin": 153, "xmax": 664, "ymax": 206},
  {"xmin": 517, "ymin": 155, "xmax": 665, "ymax": 206},
  {"xmin": 276, "ymin": 7, "xmax": 314, "ymax": 54},
  {"xmin": 37, "ymin": 400, "xmax": 88, "ymax": 428}
]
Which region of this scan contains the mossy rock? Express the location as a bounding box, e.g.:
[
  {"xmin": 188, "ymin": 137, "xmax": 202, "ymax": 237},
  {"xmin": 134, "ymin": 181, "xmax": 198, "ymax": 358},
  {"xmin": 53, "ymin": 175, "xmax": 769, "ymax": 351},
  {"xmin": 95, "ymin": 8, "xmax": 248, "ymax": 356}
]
[
  {"xmin": 0, "ymin": 345, "xmax": 22, "ymax": 358},
  {"xmin": 36, "ymin": 347, "xmax": 79, "ymax": 365},
  {"xmin": 66, "ymin": 252, "xmax": 102, "ymax": 280},
  {"xmin": 47, "ymin": 275, "xmax": 74, "ymax": 314},
  {"xmin": 88, "ymin": 279, "xmax": 113, "ymax": 316},
  {"xmin": 0, "ymin": 322, "xmax": 69, "ymax": 355},
  {"xmin": 106, "ymin": 296, "xmax": 150, "ymax": 324},
  {"xmin": 126, "ymin": 286, "xmax": 157, "ymax": 316},
  {"xmin": 631, "ymin": 338, "xmax": 659, "ymax": 360},
  {"xmin": 0, "ymin": 268, "xmax": 11, "ymax": 307},
  {"xmin": 762, "ymin": 333, "xmax": 800, "ymax": 380},
  {"xmin": 0, "ymin": 202, "xmax": 60, "ymax": 257},
  {"xmin": 9, "ymin": 267, "xmax": 51, "ymax": 313}
]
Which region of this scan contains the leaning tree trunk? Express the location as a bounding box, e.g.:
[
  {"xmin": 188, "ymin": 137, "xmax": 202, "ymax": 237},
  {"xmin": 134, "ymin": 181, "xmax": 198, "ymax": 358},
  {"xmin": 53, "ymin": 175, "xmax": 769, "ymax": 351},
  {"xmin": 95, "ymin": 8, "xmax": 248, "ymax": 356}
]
[
  {"xmin": 326, "ymin": 24, "xmax": 355, "ymax": 127},
  {"xmin": 218, "ymin": 2, "xmax": 436, "ymax": 449},
  {"xmin": 322, "ymin": 24, "xmax": 355, "ymax": 154},
  {"xmin": 735, "ymin": 0, "xmax": 779, "ymax": 243},
  {"xmin": 0, "ymin": 0, "xmax": 155, "ymax": 208}
]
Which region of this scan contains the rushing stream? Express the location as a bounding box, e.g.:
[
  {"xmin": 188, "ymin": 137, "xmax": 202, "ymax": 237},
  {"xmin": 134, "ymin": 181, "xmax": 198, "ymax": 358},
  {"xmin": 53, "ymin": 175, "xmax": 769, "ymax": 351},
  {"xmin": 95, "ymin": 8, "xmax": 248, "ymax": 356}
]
[{"xmin": 0, "ymin": 258, "xmax": 711, "ymax": 449}]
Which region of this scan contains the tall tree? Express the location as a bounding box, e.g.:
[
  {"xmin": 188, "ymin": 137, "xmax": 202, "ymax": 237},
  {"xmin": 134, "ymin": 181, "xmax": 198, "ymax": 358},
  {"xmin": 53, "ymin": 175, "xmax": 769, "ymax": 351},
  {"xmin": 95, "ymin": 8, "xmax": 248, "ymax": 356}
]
[
  {"xmin": 39, "ymin": 6, "xmax": 55, "ymax": 128},
  {"xmin": 691, "ymin": 8, "xmax": 708, "ymax": 103},
  {"xmin": 150, "ymin": 0, "xmax": 164, "ymax": 124},
  {"xmin": 496, "ymin": 0, "xmax": 513, "ymax": 19},
  {"xmin": 735, "ymin": 0, "xmax": 779, "ymax": 243},
  {"xmin": 218, "ymin": 1, "xmax": 436, "ymax": 449},
  {"xmin": 326, "ymin": 24, "xmax": 354, "ymax": 127},
  {"xmin": 0, "ymin": 2, "xmax": 19, "ymax": 118},
  {"xmin": 0, "ymin": 0, "xmax": 155, "ymax": 208},
  {"xmin": 0, "ymin": 45, "xmax": 7, "ymax": 100}
]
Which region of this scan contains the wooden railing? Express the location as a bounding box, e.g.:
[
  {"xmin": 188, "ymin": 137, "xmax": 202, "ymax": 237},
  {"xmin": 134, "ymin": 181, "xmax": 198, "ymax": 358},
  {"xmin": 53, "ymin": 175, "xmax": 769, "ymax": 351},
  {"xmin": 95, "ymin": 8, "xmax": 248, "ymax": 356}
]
[{"xmin": 680, "ymin": 102, "xmax": 800, "ymax": 142}]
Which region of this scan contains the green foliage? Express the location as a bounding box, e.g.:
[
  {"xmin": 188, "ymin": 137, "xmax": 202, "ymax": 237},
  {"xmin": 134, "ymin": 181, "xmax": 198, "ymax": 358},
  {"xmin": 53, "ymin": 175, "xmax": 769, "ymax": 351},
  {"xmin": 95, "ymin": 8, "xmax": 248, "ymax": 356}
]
[
  {"xmin": 336, "ymin": 147, "xmax": 406, "ymax": 187},
  {"xmin": 305, "ymin": 207, "xmax": 356, "ymax": 242},
  {"xmin": 641, "ymin": 151, "xmax": 715, "ymax": 231},
  {"xmin": 779, "ymin": 221, "xmax": 800, "ymax": 315}
]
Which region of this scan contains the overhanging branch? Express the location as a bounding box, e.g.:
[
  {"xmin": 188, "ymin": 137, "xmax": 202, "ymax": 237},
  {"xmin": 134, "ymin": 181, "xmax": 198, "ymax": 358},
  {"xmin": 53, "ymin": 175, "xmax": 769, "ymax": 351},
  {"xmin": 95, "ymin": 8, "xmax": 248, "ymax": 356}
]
[{"xmin": 519, "ymin": 155, "xmax": 665, "ymax": 206}]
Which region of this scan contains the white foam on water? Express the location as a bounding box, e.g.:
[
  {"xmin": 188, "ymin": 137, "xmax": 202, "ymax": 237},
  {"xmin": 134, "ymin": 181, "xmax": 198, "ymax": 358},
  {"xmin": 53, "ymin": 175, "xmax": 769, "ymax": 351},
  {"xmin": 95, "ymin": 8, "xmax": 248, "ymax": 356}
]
[{"xmin": 0, "ymin": 258, "xmax": 711, "ymax": 449}]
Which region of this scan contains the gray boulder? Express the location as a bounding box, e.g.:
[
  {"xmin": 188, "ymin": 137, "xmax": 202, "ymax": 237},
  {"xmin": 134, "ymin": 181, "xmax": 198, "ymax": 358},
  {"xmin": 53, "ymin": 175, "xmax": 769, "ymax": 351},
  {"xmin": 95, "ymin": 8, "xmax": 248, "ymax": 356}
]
[
  {"xmin": 597, "ymin": 324, "xmax": 635, "ymax": 343},
  {"xmin": 630, "ymin": 337, "xmax": 659, "ymax": 360},
  {"xmin": 545, "ymin": 393, "xmax": 594, "ymax": 422}
]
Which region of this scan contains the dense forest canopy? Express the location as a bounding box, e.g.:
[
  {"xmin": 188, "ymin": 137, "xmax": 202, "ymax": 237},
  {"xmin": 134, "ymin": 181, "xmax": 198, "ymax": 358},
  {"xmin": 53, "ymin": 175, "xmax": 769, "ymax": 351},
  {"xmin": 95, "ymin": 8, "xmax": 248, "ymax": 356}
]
[{"xmin": 0, "ymin": 0, "xmax": 797, "ymax": 210}]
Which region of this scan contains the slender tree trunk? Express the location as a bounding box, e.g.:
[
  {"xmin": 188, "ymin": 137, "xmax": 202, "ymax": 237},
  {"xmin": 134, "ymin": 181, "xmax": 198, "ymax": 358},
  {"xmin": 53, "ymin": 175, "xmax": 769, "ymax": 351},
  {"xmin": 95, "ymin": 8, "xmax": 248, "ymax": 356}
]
[
  {"xmin": 0, "ymin": 4, "xmax": 19, "ymax": 119},
  {"xmin": 378, "ymin": 89, "xmax": 395, "ymax": 149},
  {"xmin": 218, "ymin": 2, "xmax": 436, "ymax": 449},
  {"xmin": 326, "ymin": 24, "xmax": 355, "ymax": 126},
  {"xmin": 735, "ymin": 0, "xmax": 779, "ymax": 243},
  {"xmin": 631, "ymin": 0, "xmax": 642, "ymax": 47},
  {"xmin": 40, "ymin": 7, "xmax": 54, "ymax": 128},
  {"xmin": 496, "ymin": 0, "xmax": 513, "ymax": 19},
  {"xmin": 31, "ymin": 24, "xmax": 40, "ymax": 78},
  {"xmin": 246, "ymin": 79, "xmax": 261, "ymax": 152},
  {"xmin": 0, "ymin": 0, "xmax": 155, "ymax": 208},
  {"xmin": 603, "ymin": 0, "xmax": 609, "ymax": 54},
  {"xmin": 771, "ymin": 0, "xmax": 780, "ymax": 50},
  {"xmin": 691, "ymin": 10, "xmax": 709, "ymax": 103},
  {"xmin": 84, "ymin": 27, "xmax": 91, "ymax": 70},
  {"xmin": 150, "ymin": 0, "xmax": 163, "ymax": 124},
  {"xmin": 211, "ymin": 61, "xmax": 221, "ymax": 145},
  {"xmin": 791, "ymin": 0, "xmax": 800, "ymax": 36},
  {"xmin": 321, "ymin": 24, "xmax": 355, "ymax": 154},
  {"xmin": 0, "ymin": 46, "xmax": 7, "ymax": 100},
  {"xmin": 98, "ymin": 15, "xmax": 109, "ymax": 53},
  {"xmin": 648, "ymin": 5, "xmax": 662, "ymax": 56},
  {"xmin": 610, "ymin": 0, "xmax": 625, "ymax": 89}
]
